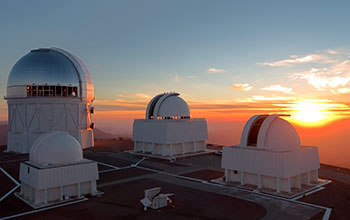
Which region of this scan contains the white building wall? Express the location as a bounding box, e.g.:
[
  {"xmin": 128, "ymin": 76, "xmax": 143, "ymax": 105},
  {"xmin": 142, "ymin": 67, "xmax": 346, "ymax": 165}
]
[
  {"xmin": 310, "ymin": 170, "xmax": 318, "ymax": 183},
  {"xmin": 244, "ymin": 172, "xmax": 258, "ymax": 186},
  {"xmin": 261, "ymin": 175, "xmax": 276, "ymax": 190},
  {"xmin": 184, "ymin": 142, "xmax": 194, "ymax": 154},
  {"xmin": 7, "ymin": 98, "xmax": 94, "ymax": 153},
  {"xmin": 134, "ymin": 141, "xmax": 206, "ymax": 156},
  {"xmin": 20, "ymin": 161, "xmax": 98, "ymax": 190},
  {"xmin": 222, "ymin": 145, "xmax": 320, "ymax": 192},
  {"xmin": 279, "ymin": 178, "xmax": 289, "ymax": 192},
  {"xmin": 133, "ymin": 119, "xmax": 208, "ymax": 156},
  {"xmin": 132, "ymin": 119, "xmax": 208, "ymax": 144},
  {"xmin": 221, "ymin": 146, "xmax": 320, "ymax": 179},
  {"xmin": 19, "ymin": 160, "xmax": 99, "ymax": 205}
]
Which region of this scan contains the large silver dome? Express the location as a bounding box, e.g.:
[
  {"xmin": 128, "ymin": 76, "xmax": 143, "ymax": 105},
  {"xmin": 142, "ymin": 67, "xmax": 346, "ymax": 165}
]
[
  {"xmin": 6, "ymin": 47, "xmax": 94, "ymax": 100},
  {"xmin": 8, "ymin": 49, "xmax": 80, "ymax": 86}
]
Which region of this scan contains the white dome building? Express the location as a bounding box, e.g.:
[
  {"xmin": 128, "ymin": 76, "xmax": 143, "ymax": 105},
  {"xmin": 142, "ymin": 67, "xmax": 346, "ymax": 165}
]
[
  {"xmin": 133, "ymin": 92, "xmax": 208, "ymax": 158},
  {"xmin": 145, "ymin": 93, "xmax": 190, "ymax": 120},
  {"xmin": 221, "ymin": 114, "xmax": 320, "ymax": 193},
  {"xmin": 19, "ymin": 131, "xmax": 99, "ymax": 208},
  {"xmin": 5, "ymin": 47, "xmax": 95, "ymax": 153},
  {"xmin": 29, "ymin": 131, "xmax": 83, "ymax": 165}
]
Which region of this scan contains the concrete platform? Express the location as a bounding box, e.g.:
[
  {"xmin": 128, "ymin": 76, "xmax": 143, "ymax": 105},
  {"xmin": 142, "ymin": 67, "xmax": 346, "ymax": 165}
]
[
  {"xmin": 127, "ymin": 149, "xmax": 218, "ymax": 162},
  {"xmin": 211, "ymin": 177, "xmax": 331, "ymax": 199}
]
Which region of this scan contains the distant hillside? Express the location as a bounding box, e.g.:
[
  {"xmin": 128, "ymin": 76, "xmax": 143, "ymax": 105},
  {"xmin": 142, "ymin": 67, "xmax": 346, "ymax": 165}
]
[
  {"xmin": 0, "ymin": 124, "xmax": 8, "ymax": 146},
  {"xmin": 0, "ymin": 123, "xmax": 121, "ymax": 145},
  {"xmin": 94, "ymin": 128, "xmax": 119, "ymax": 139}
]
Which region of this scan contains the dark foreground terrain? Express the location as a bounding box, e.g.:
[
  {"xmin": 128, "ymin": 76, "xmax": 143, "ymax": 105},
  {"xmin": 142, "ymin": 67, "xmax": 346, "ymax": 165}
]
[{"xmin": 0, "ymin": 140, "xmax": 349, "ymax": 220}]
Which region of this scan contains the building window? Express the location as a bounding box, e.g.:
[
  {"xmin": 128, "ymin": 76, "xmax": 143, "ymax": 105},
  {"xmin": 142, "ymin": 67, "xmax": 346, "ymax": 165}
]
[
  {"xmin": 38, "ymin": 86, "xmax": 43, "ymax": 96},
  {"xmin": 62, "ymin": 86, "xmax": 67, "ymax": 96},
  {"xmin": 234, "ymin": 170, "xmax": 238, "ymax": 174},
  {"xmin": 26, "ymin": 86, "xmax": 31, "ymax": 96},
  {"xmin": 157, "ymin": 116, "xmax": 191, "ymax": 120},
  {"xmin": 32, "ymin": 86, "xmax": 37, "ymax": 96},
  {"xmin": 68, "ymin": 87, "xmax": 72, "ymax": 96},
  {"xmin": 72, "ymin": 87, "xmax": 78, "ymax": 97},
  {"xmin": 27, "ymin": 167, "xmax": 30, "ymax": 173},
  {"xmin": 56, "ymin": 86, "xmax": 62, "ymax": 96},
  {"xmin": 49, "ymin": 86, "xmax": 55, "ymax": 96},
  {"xmin": 26, "ymin": 85, "xmax": 78, "ymax": 98},
  {"xmin": 44, "ymin": 86, "xmax": 49, "ymax": 96}
]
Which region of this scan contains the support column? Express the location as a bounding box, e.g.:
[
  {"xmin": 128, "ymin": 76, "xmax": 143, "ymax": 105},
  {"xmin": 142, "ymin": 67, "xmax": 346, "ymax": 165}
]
[
  {"xmin": 276, "ymin": 178, "xmax": 280, "ymax": 193},
  {"xmin": 287, "ymin": 177, "xmax": 291, "ymax": 193},
  {"xmin": 315, "ymin": 169, "xmax": 319, "ymax": 183},
  {"xmin": 307, "ymin": 171, "xmax": 310, "ymax": 185},
  {"xmin": 170, "ymin": 144, "xmax": 173, "ymax": 156},
  {"xmin": 60, "ymin": 186, "xmax": 63, "ymax": 201},
  {"xmin": 77, "ymin": 182, "xmax": 81, "ymax": 197},
  {"xmin": 258, "ymin": 174, "xmax": 262, "ymax": 189},
  {"xmin": 162, "ymin": 144, "xmax": 166, "ymax": 156},
  {"xmin": 29, "ymin": 187, "xmax": 33, "ymax": 202},
  {"xmin": 134, "ymin": 141, "xmax": 137, "ymax": 152},
  {"xmin": 142, "ymin": 142, "xmax": 145, "ymax": 153},
  {"xmin": 152, "ymin": 143, "xmax": 155, "ymax": 155},
  {"xmin": 225, "ymin": 169, "xmax": 228, "ymax": 182},
  {"xmin": 20, "ymin": 181, "xmax": 24, "ymax": 195},
  {"xmin": 90, "ymin": 181, "xmax": 96, "ymax": 195},
  {"xmin": 22, "ymin": 130, "xmax": 28, "ymax": 153},
  {"xmin": 44, "ymin": 188, "xmax": 48, "ymax": 204},
  {"xmin": 297, "ymin": 174, "xmax": 301, "ymax": 189},
  {"xmin": 182, "ymin": 143, "xmax": 185, "ymax": 155},
  {"xmin": 194, "ymin": 141, "xmax": 196, "ymax": 153},
  {"xmin": 240, "ymin": 171, "xmax": 244, "ymax": 185}
]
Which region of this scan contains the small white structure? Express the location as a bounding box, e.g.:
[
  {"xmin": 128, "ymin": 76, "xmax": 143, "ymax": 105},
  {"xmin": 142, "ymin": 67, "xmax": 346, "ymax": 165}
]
[
  {"xmin": 221, "ymin": 114, "xmax": 320, "ymax": 193},
  {"xmin": 140, "ymin": 187, "xmax": 174, "ymax": 210},
  {"xmin": 132, "ymin": 92, "xmax": 208, "ymax": 157},
  {"xmin": 5, "ymin": 47, "xmax": 95, "ymax": 153},
  {"xmin": 18, "ymin": 131, "xmax": 99, "ymax": 208}
]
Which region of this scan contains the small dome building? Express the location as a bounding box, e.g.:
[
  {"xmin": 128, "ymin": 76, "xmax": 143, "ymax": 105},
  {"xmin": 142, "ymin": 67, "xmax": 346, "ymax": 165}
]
[
  {"xmin": 19, "ymin": 131, "xmax": 99, "ymax": 208},
  {"xmin": 221, "ymin": 114, "xmax": 320, "ymax": 193},
  {"xmin": 133, "ymin": 92, "xmax": 208, "ymax": 157},
  {"xmin": 6, "ymin": 47, "xmax": 95, "ymax": 153},
  {"xmin": 29, "ymin": 131, "xmax": 83, "ymax": 165}
]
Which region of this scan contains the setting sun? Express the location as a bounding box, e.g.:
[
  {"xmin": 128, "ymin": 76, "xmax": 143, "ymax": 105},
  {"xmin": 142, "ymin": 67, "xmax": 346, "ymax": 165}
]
[
  {"xmin": 287, "ymin": 100, "xmax": 347, "ymax": 127},
  {"xmin": 293, "ymin": 101, "xmax": 326, "ymax": 124}
]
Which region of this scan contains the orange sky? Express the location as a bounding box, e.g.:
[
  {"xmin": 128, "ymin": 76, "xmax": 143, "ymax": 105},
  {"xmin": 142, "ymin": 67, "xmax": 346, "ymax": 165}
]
[
  {"xmin": 90, "ymin": 98, "xmax": 350, "ymax": 169},
  {"xmin": 0, "ymin": 95, "xmax": 348, "ymax": 168}
]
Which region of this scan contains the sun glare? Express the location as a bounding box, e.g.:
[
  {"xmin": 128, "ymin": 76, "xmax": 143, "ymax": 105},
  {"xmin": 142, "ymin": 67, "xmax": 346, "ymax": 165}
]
[
  {"xmin": 293, "ymin": 102, "xmax": 326, "ymax": 123},
  {"xmin": 288, "ymin": 100, "xmax": 344, "ymax": 126}
]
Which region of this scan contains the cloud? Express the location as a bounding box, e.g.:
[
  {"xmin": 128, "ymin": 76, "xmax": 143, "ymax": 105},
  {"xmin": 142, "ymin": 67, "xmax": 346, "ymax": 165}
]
[
  {"xmin": 174, "ymin": 74, "xmax": 180, "ymax": 82},
  {"xmin": 261, "ymin": 84, "xmax": 294, "ymax": 94},
  {"xmin": 326, "ymin": 49, "xmax": 338, "ymax": 55},
  {"xmin": 208, "ymin": 68, "xmax": 225, "ymax": 73},
  {"xmin": 337, "ymin": 88, "xmax": 350, "ymax": 94},
  {"xmin": 116, "ymin": 93, "xmax": 150, "ymax": 101},
  {"xmin": 230, "ymin": 83, "xmax": 252, "ymax": 91},
  {"xmin": 252, "ymin": 95, "xmax": 295, "ymax": 101},
  {"xmin": 257, "ymin": 54, "xmax": 333, "ymax": 67},
  {"xmin": 290, "ymin": 60, "xmax": 350, "ymax": 93},
  {"xmin": 135, "ymin": 93, "xmax": 150, "ymax": 99}
]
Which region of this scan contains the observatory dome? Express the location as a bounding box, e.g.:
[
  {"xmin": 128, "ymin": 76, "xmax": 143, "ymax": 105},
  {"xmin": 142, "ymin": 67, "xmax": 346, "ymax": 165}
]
[
  {"xmin": 30, "ymin": 131, "xmax": 83, "ymax": 165},
  {"xmin": 241, "ymin": 114, "xmax": 301, "ymax": 151},
  {"xmin": 146, "ymin": 92, "xmax": 190, "ymax": 119},
  {"xmin": 6, "ymin": 47, "xmax": 94, "ymax": 100}
]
